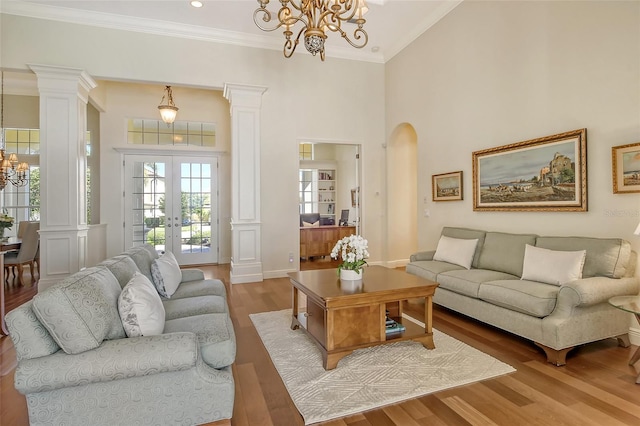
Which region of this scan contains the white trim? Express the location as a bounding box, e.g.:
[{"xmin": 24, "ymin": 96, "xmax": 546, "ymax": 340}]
[
  {"xmin": 0, "ymin": 1, "xmax": 386, "ymax": 63},
  {"xmin": 384, "ymin": 0, "xmax": 464, "ymax": 62},
  {"xmin": 114, "ymin": 146, "xmax": 228, "ymax": 156}
]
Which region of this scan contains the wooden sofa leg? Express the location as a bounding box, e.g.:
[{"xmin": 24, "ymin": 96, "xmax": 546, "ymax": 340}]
[
  {"xmin": 615, "ymin": 334, "xmax": 631, "ymax": 348},
  {"xmin": 534, "ymin": 342, "xmax": 573, "ymax": 366}
]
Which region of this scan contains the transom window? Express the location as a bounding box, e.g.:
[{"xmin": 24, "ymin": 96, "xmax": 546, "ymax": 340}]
[{"xmin": 127, "ymin": 119, "xmax": 216, "ymax": 147}]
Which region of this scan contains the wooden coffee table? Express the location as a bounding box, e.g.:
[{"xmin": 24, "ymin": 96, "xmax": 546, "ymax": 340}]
[{"xmin": 288, "ymin": 266, "xmax": 439, "ymax": 370}]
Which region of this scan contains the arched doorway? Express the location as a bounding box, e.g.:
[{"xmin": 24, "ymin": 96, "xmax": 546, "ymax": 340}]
[{"xmin": 386, "ymin": 123, "xmax": 418, "ymax": 266}]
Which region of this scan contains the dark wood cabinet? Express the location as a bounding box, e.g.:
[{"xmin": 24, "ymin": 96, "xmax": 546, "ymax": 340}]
[{"xmin": 300, "ymin": 225, "xmax": 356, "ymax": 259}]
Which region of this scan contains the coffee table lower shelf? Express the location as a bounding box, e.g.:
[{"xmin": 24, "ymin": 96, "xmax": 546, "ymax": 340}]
[{"xmin": 291, "ymin": 305, "xmax": 435, "ymax": 370}]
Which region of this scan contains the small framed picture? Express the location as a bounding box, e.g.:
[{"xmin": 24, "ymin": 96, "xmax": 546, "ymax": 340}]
[
  {"xmin": 612, "ymin": 142, "xmax": 640, "ymax": 194},
  {"xmin": 432, "ymin": 171, "xmax": 463, "ymax": 202}
]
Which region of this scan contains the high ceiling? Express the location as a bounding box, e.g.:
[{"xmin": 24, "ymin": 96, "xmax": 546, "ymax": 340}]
[{"xmin": 2, "ymin": 0, "xmax": 463, "ymax": 62}]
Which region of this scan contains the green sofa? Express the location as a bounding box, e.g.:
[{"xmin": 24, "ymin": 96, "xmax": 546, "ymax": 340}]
[
  {"xmin": 6, "ymin": 244, "xmax": 235, "ymax": 426},
  {"xmin": 407, "ymin": 227, "xmax": 639, "ymax": 365}
]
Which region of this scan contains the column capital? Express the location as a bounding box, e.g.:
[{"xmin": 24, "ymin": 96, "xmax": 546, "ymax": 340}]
[
  {"xmin": 28, "ymin": 64, "xmax": 97, "ymax": 100},
  {"xmin": 223, "ymin": 83, "xmax": 267, "ymax": 109}
]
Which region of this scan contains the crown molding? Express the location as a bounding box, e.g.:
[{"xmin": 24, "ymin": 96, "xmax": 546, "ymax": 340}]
[
  {"xmin": 0, "ymin": 1, "xmax": 386, "ymax": 63},
  {"xmin": 384, "ymin": 0, "xmax": 463, "ymax": 62}
]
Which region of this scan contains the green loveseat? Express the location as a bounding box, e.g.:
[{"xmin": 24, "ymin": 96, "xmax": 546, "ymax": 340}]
[{"xmin": 407, "ymin": 227, "xmax": 639, "ymax": 365}]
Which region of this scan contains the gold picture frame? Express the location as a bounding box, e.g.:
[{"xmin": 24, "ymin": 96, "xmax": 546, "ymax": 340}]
[
  {"xmin": 472, "ymin": 129, "xmax": 587, "ymax": 212},
  {"xmin": 432, "ymin": 171, "xmax": 463, "ymax": 201},
  {"xmin": 612, "ymin": 142, "xmax": 640, "ymax": 194}
]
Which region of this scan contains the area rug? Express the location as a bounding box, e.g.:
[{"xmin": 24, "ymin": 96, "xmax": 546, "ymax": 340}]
[{"xmin": 249, "ymin": 309, "xmax": 515, "ymax": 425}]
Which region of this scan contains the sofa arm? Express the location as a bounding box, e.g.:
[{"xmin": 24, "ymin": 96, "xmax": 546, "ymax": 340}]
[
  {"xmin": 14, "ymin": 332, "xmax": 198, "ymax": 394},
  {"xmin": 556, "ymin": 276, "xmax": 640, "ymax": 311},
  {"xmin": 410, "ymin": 250, "xmax": 435, "ymax": 262},
  {"xmin": 181, "ymin": 268, "xmax": 205, "ymax": 282}
]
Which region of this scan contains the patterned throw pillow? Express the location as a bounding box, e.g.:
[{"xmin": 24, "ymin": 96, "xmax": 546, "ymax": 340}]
[
  {"xmin": 118, "ymin": 272, "xmax": 166, "ymax": 337},
  {"xmin": 150, "ymin": 251, "xmax": 182, "ymax": 298}
]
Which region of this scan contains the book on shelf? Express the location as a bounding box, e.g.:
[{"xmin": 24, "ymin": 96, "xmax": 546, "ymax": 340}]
[{"xmin": 385, "ymin": 318, "xmax": 405, "ymax": 334}]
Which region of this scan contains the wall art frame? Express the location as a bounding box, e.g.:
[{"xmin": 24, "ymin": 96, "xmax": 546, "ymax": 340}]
[
  {"xmin": 612, "ymin": 142, "xmax": 640, "ymax": 194},
  {"xmin": 472, "ymin": 128, "xmax": 587, "ymax": 212},
  {"xmin": 432, "ymin": 171, "xmax": 463, "ymax": 201}
]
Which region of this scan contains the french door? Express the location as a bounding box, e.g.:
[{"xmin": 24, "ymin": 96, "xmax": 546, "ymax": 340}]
[{"xmin": 124, "ymin": 154, "xmax": 218, "ymax": 265}]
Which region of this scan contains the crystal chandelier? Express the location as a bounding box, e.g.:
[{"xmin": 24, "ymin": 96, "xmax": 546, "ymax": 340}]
[
  {"xmin": 0, "ymin": 72, "xmax": 29, "ymax": 191},
  {"xmin": 157, "ymin": 85, "xmax": 179, "ymax": 125},
  {"xmin": 254, "ymin": 0, "xmax": 369, "ymax": 61}
]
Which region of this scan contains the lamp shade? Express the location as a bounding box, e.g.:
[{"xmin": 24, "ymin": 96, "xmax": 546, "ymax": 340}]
[
  {"xmin": 634, "ymin": 222, "xmax": 640, "ymax": 236},
  {"xmin": 158, "ymin": 105, "xmax": 178, "ymax": 124}
]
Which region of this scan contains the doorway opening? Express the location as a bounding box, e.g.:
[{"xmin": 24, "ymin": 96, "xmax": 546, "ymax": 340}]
[{"xmin": 298, "ymin": 142, "xmax": 361, "ymax": 271}]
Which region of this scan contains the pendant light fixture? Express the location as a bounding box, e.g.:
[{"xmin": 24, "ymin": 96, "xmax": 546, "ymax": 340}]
[{"xmin": 158, "ymin": 85, "xmax": 179, "ymax": 125}]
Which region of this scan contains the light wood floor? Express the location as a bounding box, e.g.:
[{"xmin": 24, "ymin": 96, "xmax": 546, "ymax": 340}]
[{"xmin": 3, "ymin": 263, "xmax": 640, "ymax": 425}]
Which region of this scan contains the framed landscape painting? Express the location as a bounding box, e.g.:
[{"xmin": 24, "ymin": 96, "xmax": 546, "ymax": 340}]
[
  {"xmin": 612, "ymin": 142, "xmax": 640, "ymax": 194},
  {"xmin": 472, "ymin": 129, "xmax": 587, "ymax": 212},
  {"xmin": 432, "ymin": 171, "xmax": 463, "ymax": 201}
]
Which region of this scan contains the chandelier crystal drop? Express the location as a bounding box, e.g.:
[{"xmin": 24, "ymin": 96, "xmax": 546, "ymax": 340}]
[
  {"xmin": 254, "ymin": 0, "xmax": 369, "ymax": 61},
  {"xmin": 0, "ymin": 71, "xmax": 29, "ymax": 191}
]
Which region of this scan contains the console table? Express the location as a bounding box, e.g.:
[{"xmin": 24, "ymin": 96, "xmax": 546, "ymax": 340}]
[{"xmin": 300, "ymin": 225, "xmax": 355, "ymax": 259}]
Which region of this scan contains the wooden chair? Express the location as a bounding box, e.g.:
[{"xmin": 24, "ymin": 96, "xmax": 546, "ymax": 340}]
[{"xmin": 4, "ymin": 222, "xmax": 39, "ymax": 286}]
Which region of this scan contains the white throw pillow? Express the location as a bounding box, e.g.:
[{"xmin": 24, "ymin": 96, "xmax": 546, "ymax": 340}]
[
  {"xmin": 150, "ymin": 251, "xmax": 182, "ymax": 298},
  {"xmin": 433, "ymin": 235, "xmax": 479, "ymax": 270},
  {"xmin": 118, "ymin": 272, "xmax": 166, "ymax": 337},
  {"xmin": 521, "ymin": 244, "xmax": 586, "ymax": 285}
]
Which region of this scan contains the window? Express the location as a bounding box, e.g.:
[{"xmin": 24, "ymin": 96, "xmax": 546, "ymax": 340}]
[
  {"xmin": 299, "ymin": 142, "xmax": 313, "ymax": 160},
  {"xmin": 127, "ymin": 119, "xmax": 216, "ymax": 147},
  {"xmin": 1, "ymin": 128, "xmax": 40, "ymax": 231}
]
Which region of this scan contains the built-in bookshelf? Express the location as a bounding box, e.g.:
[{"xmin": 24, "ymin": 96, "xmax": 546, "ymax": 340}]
[{"xmin": 299, "ymin": 168, "xmax": 336, "ymax": 223}]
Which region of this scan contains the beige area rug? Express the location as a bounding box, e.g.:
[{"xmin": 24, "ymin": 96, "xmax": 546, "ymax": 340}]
[{"xmin": 249, "ymin": 309, "xmax": 515, "ymax": 425}]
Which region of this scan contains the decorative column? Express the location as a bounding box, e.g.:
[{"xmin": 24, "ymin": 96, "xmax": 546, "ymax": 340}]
[
  {"xmin": 29, "ymin": 65, "xmax": 96, "ymax": 290},
  {"xmin": 223, "ymin": 83, "xmax": 267, "ymax": 284}
]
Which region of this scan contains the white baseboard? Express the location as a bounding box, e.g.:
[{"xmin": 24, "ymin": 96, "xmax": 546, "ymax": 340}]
[{"xmin": 263, "ymin": 268, "xmax": 297, "ymax": 279}]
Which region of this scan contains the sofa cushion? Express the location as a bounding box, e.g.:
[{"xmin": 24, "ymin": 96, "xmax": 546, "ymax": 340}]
[
  {"xmin": 535, "ymin": 236, "xmax": 631, "ymax": 279},
  {"xmin": 521, "ymin": 244, "xmax": 586, "ymax": 285},
  {"xmin": 32, "ymin": 267, "xmax": 125, "ymax": 355},
  {"xmin": 479, "ymin": 279, "xmax": 559, "ymax": 317},
  {"xmin": 433, "ymin": 235, "xmax": 478, "ymax": 270},
  {"xmin": 405, "ymin": 260, "xmax": 465, "ymax": 282},
  {"xmin": 151, "ymin": 251, "xmax": 182, "ymax": 298},
  {"xmin": 163, "ymin": 295, "xmax": 228, "ymax": 320},
  {"xmin": 5, "ymin": 300, "xmax": 60, "ymax": 361},
  {"xmin": 123, "ymin": 244, "xmax": 159, "ymax": 282},
  {"xmin": 171, "ymin": 278, "xmax": 227, "ymax": 299},
  {"xmin": 164, "ymin": 313, "xmax": 236, "ymax": 369},
  {"xmin": 118, "ymin": 272, "xmax": 166, "ymax": 337},
  {"xmin": 99, "ymin": 255, "xmax": 139, "ymax": 289},
  {"xmin": 477, "ymin": 232, "xmax": 537, "ymax": 277},
  {"xmin": 441, "ymin": 227, "xmax": 487, "ymax": 269},
  {"xmin": 438, "ymin": 269, "xmax": 518, "ymax": 298}
]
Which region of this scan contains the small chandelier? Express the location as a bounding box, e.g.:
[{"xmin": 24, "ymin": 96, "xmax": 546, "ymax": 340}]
[
  {"xmin": 0, "ymin": 71, "xmax": 29, "ymax": 191},
  {"xmin": 254, "ymin": 0, "xmax": 369, "ymax": 61},
  {"xmin": 157, "ymin": 85, "xmax": 179, "ymax": 125}
]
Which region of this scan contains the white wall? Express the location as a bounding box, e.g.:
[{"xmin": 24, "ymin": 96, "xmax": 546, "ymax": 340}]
[
  {"xmin": 1, "ymin": 14, "xmax": 386, "ymax": 276},
  {"xmin": 386, "ymin": 0, "xmax": 640, "ymax": 254}
]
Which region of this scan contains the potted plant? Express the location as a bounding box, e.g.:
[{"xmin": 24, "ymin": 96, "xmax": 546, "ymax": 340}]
[{"xmin": 330, "ymin": 234, "xmax": 369, "ymax": 281}]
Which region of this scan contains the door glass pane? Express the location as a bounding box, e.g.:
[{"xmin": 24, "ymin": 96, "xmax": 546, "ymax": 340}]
[
  {"xmin": 179, "ymin": 161, "xmax": 211, "ymax": 254},
  {"xmin": 131, "ymin": 161, "xmax": 166, "ymax": 251}
]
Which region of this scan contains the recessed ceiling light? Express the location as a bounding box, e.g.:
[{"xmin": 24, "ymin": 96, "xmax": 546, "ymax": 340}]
[{"xmin": 190, "ymin": 1, "xmax": 203, "ymax": 8}]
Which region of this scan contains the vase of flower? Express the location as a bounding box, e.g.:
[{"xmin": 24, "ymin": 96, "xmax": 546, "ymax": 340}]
[
  {"xmin": 339, "ymin": 268, "xmax": 363, "ymax": 281},
  {"xmin": 0, "ymin": 212, "xmax": 14, "ymax": 242},
  {"xmin": 330, "ymin": 234, "xmax": 369, "ymax": 283}
]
